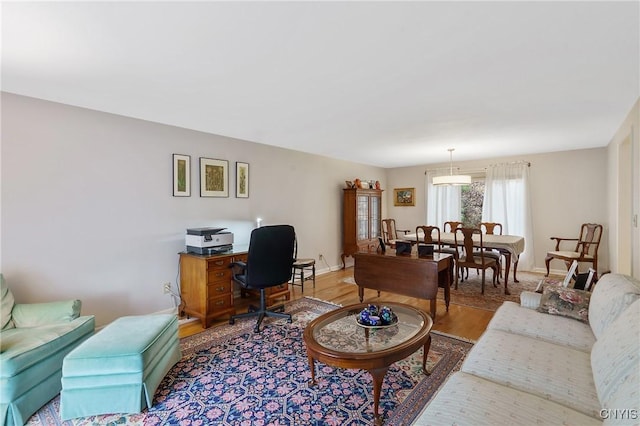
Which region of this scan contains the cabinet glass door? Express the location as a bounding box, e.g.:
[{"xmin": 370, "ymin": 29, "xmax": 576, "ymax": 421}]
[
  {"xmin": 370, "ymin": 195, "xmax": 380, "ymax": 238},
  {"xmin": 357, "ymin": 195, "xmax": 369, "ymax": 240}
]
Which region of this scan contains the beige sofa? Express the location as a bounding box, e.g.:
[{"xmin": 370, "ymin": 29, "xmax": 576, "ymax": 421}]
[{"xmin": 414, "ymin": 273, "xmax": 640, "ymax": 425}]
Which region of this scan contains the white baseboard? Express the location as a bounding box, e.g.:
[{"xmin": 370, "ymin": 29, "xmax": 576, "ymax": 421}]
[
  {"xmin": 95, "ymin": 307, "xmax": 180, "ymax": 332},
  {"xmin": 154, "ymin": 307, "xmax": 179, "ymax": 315},
  {"xmin": 530, "ymin": 266, "xmax": 568, "ymax": 276}
]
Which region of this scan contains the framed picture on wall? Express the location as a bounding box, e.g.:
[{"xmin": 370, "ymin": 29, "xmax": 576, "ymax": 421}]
[
  {"xmin": 236, "ymin": 162, "xmax": 249, "ymax": 198},
  {"xmin": 393, "ymin": 187, "xmax": 415, "ymax": 206},
  {"xmin": 200, "ymin": 157, "xmax": 229, "ymax": 197},
  {"xmin": 172, "ymin": 154, "xmax": 191, "ymax": 197}
]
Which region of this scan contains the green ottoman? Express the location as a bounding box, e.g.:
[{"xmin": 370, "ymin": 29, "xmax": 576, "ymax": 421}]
[{"xmin": 60, "ymin": 314, "xmax": 181, "ymax": 420}]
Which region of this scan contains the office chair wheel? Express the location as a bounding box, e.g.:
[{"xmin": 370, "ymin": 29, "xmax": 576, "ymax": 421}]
[
  {"xmin": 229, "ymin": 318, "xmax": 235, "ymax": 325},
  {"xmin": 253, "ymin": 326, "xmax": 260, "ymax": 333},
  {"xmin": 287, "ymin": 318, "xmax": 293, "ymax": 323}
]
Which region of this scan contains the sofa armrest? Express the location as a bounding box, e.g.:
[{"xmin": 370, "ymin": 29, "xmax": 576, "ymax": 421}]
[
  {"xmin": 520, "ymin": 291, "xmax": 542, "ymax": 310},
  {"xmin": 11, "ymin": 300, "xmax": 82, "ymax": 328}
]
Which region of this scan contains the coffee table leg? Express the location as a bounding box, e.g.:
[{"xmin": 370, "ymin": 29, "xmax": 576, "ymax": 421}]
[
  {"xmin": 422, "ymin": 334, "xmax": 432, "ymax": 375},
  {"xmin": 369, "ymin": 367, "xmax": 389, "ymax": 426},
  {"xmin": 307, "ymin": 355, "xmax": 317, "ymax": 386}
]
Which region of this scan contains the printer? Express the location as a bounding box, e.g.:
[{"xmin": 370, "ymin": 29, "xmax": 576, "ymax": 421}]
[{"xmin": 185, "ymin": 227, "xmax": 234, "ymax": 255}]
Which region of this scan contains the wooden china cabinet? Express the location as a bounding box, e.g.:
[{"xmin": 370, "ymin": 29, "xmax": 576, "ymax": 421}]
[{"xmin": 341, "ymin": 188, "xmax": 383, "ymax": 268}]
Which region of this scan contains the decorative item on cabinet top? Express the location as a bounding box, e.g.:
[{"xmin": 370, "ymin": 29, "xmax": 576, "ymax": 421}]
[{"xmin": 345, "ymin": 179, "xmax": 381, "ymax": 189}]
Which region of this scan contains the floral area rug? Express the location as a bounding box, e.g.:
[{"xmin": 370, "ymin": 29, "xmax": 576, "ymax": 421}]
[
  {"xmin": 442, "ymin": 270, "xmax": 561, "ymax": 311},
  {"xmin": 343, "ymin": 270, "xmax": 561, "ymax": 312},
  {"xmin": 27, "ymin": 297, "xmax": 472, "ymax": 426}
]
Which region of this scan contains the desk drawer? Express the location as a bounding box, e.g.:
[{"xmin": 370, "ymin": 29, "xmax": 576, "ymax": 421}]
[
  {"xmin": 233, "ymin": 254, "xmax": 248, "ymax": 263},
  {"xmin": 267, "ymin": 283, "xmax": 288, "ymax": 295},
  {"xmin": 208, "ymin": 294, "xmax": 233, "ymax": 311},
  {"xmin": 208, "ymin": 280, "xmax": 232, "ymax": 296},
  {"xmin": 207, "ymin": 257, "xmax": 232, "ymax": 270},
  {"xmin": 208, "ymin": 268, "xmax": 231, "ymax": 284}
]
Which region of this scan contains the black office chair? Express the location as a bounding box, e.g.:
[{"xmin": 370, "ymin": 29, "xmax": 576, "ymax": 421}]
[{"xmin": 229, "ymin": 225, "xmax": 296, "ymax": 332}]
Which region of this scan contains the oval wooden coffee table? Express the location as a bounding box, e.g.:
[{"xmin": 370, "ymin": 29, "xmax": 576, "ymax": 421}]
[{"xmin": 303, "ymin": 302, "xmax": 433, "ymax": 425}]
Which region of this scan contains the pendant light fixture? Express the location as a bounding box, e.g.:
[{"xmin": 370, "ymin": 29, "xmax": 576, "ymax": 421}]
[{"xmin": 432, "ymin": 148, "xmax": 472, "ymax": 186}]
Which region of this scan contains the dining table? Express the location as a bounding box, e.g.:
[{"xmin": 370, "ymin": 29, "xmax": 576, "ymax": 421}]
[{"xmin": 405, "ymin": 231, "xmax": 525, "ymax": 295}]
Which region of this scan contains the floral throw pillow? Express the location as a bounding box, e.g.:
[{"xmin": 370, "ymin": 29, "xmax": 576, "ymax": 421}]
[
  {"xmin": 537, "ymin": 286, "xmax": 591, "ymax": 323},
  {"xmin": 535, "ymin": 278, "xmax": 561, "ymax": 293}
]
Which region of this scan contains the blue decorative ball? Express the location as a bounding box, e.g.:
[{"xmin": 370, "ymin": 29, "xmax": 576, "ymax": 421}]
[
  {"xmin": 359, "ymin": 309, "xmax": 370, "ymax": 322},
  {"xmin": 368, "ymin": 315, "xmax": 381, "ymax": 326},
  {"xmin": 367, "ymin": 304, "xmax": 379, "ymax": 316},
  {"xmin": 380, "ymin": 306, "xmax": 393, "ymax": 323}
]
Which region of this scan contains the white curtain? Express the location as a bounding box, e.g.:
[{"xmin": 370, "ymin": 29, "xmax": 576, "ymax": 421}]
[
  {"xmin": 425, "ymin": 171, "xmax": 462, "ymax": 229},
  {"xmin": 482, "ymin": 163, "xmax": 534, "ymax": 270}
]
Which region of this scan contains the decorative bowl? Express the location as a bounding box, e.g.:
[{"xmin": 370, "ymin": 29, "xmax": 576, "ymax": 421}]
[{"xmin": 356, "ymin": 304, "xmax": 398, "ymax": 328}]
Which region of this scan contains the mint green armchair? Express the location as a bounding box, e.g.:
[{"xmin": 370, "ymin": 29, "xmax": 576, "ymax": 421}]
[{"xmin": 0, "ymin": 274, "xmax": 94, "ymax": 426}]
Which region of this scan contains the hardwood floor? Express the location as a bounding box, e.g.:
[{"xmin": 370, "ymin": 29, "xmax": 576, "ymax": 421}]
[{"xmin": 179, "ymin": 267, "xmax": 494, "ymax": 341}]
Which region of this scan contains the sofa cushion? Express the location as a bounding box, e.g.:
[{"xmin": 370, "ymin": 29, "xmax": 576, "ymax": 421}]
[
  {"xmin": 589, "ymin": 273, "xmax": 640, "ymax": 339},
  {"xmin": 489, "ymin": 301, "xmax": 595, "ymax": 352},
  {"xmin": 413, "ymin": 372, "xmax": 602, "ymax": 426},
  {"xmin": 461, "ymin": 329, "xmax": 600, "ymax": 418},
  {"xmin": 0, "ymin": 316, "xmax": 95, "ymax": 378},
  {"xmin": 537, "ymin": 286, "xmax": 591, "ymax": 323},
  {"xmin": 1, "ymin": 274, "xmax": 15, "ymax": 331},
  {"xmin": 591, "ymin": 299, "xmax": 640, "ymax": 422}
]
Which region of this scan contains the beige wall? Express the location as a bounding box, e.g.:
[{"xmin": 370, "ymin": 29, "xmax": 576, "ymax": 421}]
[
  {"xmin": 1, "ymin": 93, "xmax": 385, "ymax": 326},
  {"xmin": 386, "ymin": 148, "xmax": 609, "ymax": 275}
]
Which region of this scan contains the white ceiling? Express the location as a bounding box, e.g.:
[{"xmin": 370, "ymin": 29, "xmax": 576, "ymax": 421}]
[{"xmin": 2, "ymin": 1, "xmax": 639, "ymax": 168}]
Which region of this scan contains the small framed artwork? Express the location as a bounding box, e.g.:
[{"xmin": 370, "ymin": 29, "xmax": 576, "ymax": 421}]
[
  {"xmin": 172, "ymin": 154, "xmax": 191, "ymax": 197},
  {"xmin": 393, "ymin": 187, "xmax": 415, "ymax": 206},
  {"xmin": 200, "ymin": 157, "xmax": 229, "ymax": 197},
  {"xmin": 236, "ymin": 162, "xmax": 249, "ymax": 198}
]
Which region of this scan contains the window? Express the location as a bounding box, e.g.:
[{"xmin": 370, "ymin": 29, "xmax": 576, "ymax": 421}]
[
  {"xmin": 461, "ymin": 180, "xmax": 485, "ymax": 227},
  {"xmin": 426, "ymin": 162, "xmax": 533, "ymax": 270}
]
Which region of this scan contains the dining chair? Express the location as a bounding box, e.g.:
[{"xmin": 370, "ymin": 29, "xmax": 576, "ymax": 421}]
[
  {"xmin": 416, "ymin": 225, "xmax": 459, "ymax": 286},
  {"xmin": 480, "ymin": 222, "xmax": 503, "ymax": 235},
  {"xmin": 545, "ymin": 223, "xmax": 603, "ymax": 277},
  {"xmin": 454, "ymin": 227, "xmax": 499, "ymax": 294},
  {"xmin": 442, "ymin": 221, "xmax": 464, "ymax": 275},
  {"xmin": 381, "ymin": 219, "xmax": 410, "ymax": 248},
  {"xmin": 443, "ymin": 221, "xmax": 463, "ymax": 233},
  {"xmin": 479, "ymin": 222, "xmax": 505, "ymax": 278}
]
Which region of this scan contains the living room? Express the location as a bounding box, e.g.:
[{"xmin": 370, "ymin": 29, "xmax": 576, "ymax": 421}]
[
  {"xmin": 1, "ymin": 1, "xmax": 640, "ymax": 424},
  {"xmin": 5, "ymin": 91, "xmax": 638, "ymax": 326}
]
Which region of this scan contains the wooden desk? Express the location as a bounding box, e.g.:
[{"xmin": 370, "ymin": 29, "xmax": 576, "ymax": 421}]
[
  {"xmin": 179, "ymin": 245, "xmax": 290, "ymax": 328},
  {"xmin": 354, "ymin": 252, "xmax": 453, "ymax": 319}
]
